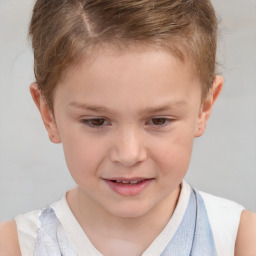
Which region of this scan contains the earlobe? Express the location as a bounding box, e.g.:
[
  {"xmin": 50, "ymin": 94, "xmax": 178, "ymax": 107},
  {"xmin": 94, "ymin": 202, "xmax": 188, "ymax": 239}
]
[
  {"xmin": 30, "ymin": 83, "xmax": 61, "ymax": 144},
  {"xmin": 194, "ymin": 76, "xmax": 224, "ymax": 137}
]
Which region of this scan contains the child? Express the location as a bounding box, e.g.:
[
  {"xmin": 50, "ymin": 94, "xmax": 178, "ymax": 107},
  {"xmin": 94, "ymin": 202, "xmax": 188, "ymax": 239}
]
[{"xmin": 1, "ymin": 0, "xmax": 256, "ymax": 255}]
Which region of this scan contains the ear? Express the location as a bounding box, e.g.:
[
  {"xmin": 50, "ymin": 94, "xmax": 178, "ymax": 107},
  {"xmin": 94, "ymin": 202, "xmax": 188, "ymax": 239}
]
[
  {"xmin": 194, "ymin": 75, "xmax": 224, "ymax": 137},
  {"xmin": 30, "ymin": 83, "xmax": 61, "ymax": 144}
]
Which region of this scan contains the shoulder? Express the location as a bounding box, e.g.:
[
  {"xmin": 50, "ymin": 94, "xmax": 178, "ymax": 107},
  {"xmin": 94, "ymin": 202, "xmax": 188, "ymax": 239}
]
[
  {"xmin": 14, "ymin": 208, "xmax": 42, "ymax": 255},
  {"xmin": 0, "ymin": 220, "xmax": 21, "ymax": 256},
  {"xmin": 198, "ymin": 190, "xmax": 244, "ymax": 228},
  {"xmin": 198, "ymin": 190, "xmax": 244, "ymax": 256},
  {"xmin": 199, "ymin": 190, "xmax": 244, "ymax": 210},
  {"xmin": 235, "ymin": 210, "xmax": 256, "ymax": 256}
]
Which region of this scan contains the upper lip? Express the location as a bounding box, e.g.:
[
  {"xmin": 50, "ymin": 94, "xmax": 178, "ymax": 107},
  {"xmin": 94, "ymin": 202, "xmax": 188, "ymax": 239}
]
[{"xmin": 104, "ymin": 177, "xmax": 153, "ymax": 181}]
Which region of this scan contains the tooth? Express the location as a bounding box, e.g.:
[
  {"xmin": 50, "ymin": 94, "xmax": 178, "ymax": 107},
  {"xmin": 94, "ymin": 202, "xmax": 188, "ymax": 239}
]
[
  {"xmin": 130, "ymin": 180, "xmax": 139, "ymax": 184},
  {"xmin": 116, "ymin": 180, "xmax": 122, "ymax": 183},
  {"xmin": 121, "ymin": 181, "xmax": 130, "ymax": 184}
]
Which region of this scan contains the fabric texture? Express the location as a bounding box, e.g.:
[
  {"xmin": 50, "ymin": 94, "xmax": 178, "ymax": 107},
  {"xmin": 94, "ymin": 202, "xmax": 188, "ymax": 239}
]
[
  {"xmin": 32, "ymin": 188, "xmax": 217, "ymax": 256},
  {"xmin": 161, "ymin": 190, "xmax": 217, "ymax": 256},
  {"xmin": 34, "ymin": 207, "xmax": 78, "ymax": 256},
  {"xmin": 199, "ymin": 191, "xmax": 244, "ymax": 256},
  {"xmin": 15, "ymin": 181, "xmax": 244, "ymax": 256}
]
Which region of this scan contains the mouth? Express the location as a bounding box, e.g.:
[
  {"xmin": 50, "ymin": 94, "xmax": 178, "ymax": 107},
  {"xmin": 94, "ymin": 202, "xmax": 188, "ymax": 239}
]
[
  {"xmin": 103, "ymin": 178, "xmax": 154, "ymax": 196},
  {"xmin": 110, "ymin": 179, "xmax": 146, "ymax": 185}
]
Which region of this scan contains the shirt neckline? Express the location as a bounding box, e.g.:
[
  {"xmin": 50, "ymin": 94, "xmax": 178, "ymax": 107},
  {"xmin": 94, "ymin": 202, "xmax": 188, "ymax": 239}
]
[{"xmin": 51, "ymin": 180, "xmax": 191, "ymax": 256}]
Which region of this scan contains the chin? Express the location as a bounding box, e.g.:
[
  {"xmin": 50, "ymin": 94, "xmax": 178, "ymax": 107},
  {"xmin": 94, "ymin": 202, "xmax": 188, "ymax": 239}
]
[{"xmin": 106, "ymin": 201, "xmax": 153, "ymax": 219}]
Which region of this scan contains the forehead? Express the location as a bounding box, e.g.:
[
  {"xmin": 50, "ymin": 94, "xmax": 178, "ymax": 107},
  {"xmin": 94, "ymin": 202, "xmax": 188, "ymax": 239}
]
[
  {"xmin": 63, "ymin": 45, "xmax": 197, "ymax": 84},
  {"xmin": 55, "ymin": 46, "xmax": 202, "ymax": 110}
]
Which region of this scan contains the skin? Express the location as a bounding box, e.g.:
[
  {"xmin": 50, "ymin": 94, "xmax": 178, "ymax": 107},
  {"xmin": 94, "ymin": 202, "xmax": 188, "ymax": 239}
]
[{"xmin": 0, "ymin": 48, "xmax": 255, "ymax": 256}]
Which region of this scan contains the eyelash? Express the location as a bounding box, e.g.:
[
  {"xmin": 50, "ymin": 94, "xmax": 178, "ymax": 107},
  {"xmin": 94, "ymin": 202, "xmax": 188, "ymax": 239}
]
[
  {"xmin": 80, "ymin": 117, "xmax": 173, "ymax": 129},
  {"xmin": 80, "ymin": 118, "xmax": 110, "ymax": 128},
  {"xmin": 146, "ymin": 117, "xmax": 172, "ymax": 127}
]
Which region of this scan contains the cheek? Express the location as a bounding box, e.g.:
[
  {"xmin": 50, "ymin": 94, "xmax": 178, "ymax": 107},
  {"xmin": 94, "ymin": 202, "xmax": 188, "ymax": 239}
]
[
  {"xmin": 159, "ymin": 145, "xmax": 192, "ymax": 177},
  {"xmin": 150, "ymin": 129, "xmax": 194, "ymax": 177},
  {"xmin": 60, "ymin": 131, "xmax": 108, "ymax": 183}
]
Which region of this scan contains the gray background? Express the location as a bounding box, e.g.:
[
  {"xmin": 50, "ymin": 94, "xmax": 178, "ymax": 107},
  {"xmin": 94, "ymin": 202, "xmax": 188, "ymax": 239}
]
[{"xmin": 0, "ymin": 0, "xmax": 255, "ymax": 222}]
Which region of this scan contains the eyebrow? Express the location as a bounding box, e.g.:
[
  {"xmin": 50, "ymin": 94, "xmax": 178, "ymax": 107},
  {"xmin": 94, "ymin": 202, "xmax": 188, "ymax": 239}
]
[
  {"xmin": 69, "ymin": 102, "xmax": 117, "ymax": 115},
  {"xmin": 68, "ymin": 100, "xmax": 187, "ymax": 116}
]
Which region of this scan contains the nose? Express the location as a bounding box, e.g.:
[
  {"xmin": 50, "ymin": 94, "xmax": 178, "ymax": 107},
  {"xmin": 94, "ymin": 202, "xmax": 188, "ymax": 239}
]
[{"xmin": 109, "ymin": 126, "xmax": 147, "ymax": 167}]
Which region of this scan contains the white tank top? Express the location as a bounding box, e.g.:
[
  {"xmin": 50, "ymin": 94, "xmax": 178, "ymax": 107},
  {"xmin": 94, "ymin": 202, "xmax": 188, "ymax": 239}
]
[{"xmin": 15, "ymin": 180, "xmax": 244, "ymax": 256}]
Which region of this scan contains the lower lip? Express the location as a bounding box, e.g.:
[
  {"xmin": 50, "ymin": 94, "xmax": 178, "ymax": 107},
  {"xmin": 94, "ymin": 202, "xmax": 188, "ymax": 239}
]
[{"xmin": 104, "ymin": 179, "xmax": 153, "ymax": 196}]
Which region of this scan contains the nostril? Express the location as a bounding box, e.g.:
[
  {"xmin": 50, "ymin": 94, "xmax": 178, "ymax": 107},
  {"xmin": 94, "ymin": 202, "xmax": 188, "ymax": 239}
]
[
  {"xmin": 109, "ymin": 147, "xmax": 147, "ymax": 167},
  {"xmin": 109, "ymin": 134, "xmax": 148, "ymax": 167}
]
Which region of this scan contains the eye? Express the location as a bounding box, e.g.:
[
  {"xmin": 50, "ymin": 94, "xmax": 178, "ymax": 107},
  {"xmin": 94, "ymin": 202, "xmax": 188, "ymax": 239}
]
[
  {"xmin": 80, "ymin": 118, "xmax": 110, "ymax": 128},
  {"xmin": 146, "ymin": 117, "xmax": 172, "ymax": 127}
]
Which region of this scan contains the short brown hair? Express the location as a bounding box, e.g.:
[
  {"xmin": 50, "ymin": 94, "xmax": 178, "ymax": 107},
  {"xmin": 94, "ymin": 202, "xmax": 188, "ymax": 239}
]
[{"xmin": 29, "ymin": 0, "xmax": 218, "ymax": 111}]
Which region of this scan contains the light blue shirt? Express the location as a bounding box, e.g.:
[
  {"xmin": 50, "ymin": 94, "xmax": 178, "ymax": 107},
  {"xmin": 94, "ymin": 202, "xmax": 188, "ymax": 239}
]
[{"xmin": 34, "ymin": 189, "xmax": 217, "ymax": 256}]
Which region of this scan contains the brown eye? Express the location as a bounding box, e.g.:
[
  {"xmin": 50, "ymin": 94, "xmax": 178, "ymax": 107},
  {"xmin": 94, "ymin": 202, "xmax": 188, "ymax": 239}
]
[
  {"xmin": 81, "ymin": 118, "xmax": 109, "ymax": 128},
  {"xmin": 151, "ymin": 118, "xmax": 167, "ymax": 126},
  {"xmin": 90, "ymin": 118, "xmax": 105, "ymax": 126}
]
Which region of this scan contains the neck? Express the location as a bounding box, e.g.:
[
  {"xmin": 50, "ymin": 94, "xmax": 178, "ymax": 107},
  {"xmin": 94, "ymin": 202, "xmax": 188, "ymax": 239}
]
[{"xmin": 67, "ymin": 185, "xmax": 181, "ymax": 255}]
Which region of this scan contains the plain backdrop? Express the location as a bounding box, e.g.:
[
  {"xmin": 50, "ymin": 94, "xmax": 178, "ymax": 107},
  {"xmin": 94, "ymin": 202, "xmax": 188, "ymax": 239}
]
[{"xmin": 0, "ymin": 0, "xmax": 256, "ymax": 222}]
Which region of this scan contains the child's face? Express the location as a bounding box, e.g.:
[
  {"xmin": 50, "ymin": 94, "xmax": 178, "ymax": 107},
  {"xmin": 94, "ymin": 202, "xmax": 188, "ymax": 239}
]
[{"xmin": 33, "ymin": 47, "xmax": 221, "ymax": 218}]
